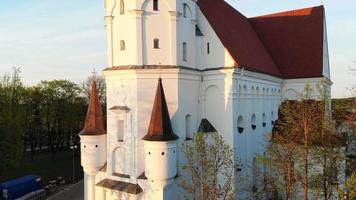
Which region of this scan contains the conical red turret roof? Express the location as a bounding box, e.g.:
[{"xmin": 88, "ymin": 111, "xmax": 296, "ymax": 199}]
[
  {"xmin": 142, "ymin": 78, "xmax": 179, "ymax": 141},
  {"xmin": 79, "ymin": 80, "xmax": 106, "ymax": 136}
]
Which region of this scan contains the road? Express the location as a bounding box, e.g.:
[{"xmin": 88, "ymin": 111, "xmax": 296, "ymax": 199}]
[{"xmin": 47, "ymin": 180, "xmax": 83, "ymax": 200}]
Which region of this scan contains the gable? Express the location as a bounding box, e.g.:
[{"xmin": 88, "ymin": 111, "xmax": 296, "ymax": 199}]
[
  {"xmin": 197, "ymin": 0, "xmax": 282, "ymax": 77},
  {"xmin": 249, "ymin": 6, "xmax": 325, "ymax": 79},
  {"xmin": 197, "ymin": 0, "xmax": 327, "ymax": 80}
]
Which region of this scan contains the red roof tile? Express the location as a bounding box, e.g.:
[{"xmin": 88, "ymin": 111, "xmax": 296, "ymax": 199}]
[
  {"xmin": 197, "ymin": 0, "xmax": 326, "ymax": 79},
  {"xmin": 249, "ymin": 6, "xmax": 325, "ymax": 79},
  {"xmin": 79, "ymin": 80, "xmax": 106, "ymax": 136},
  {"xmin": 197, "ymin": 0, "xmax": 282, "ymax": 77},
  {"xmin": 142, "ymin": 78, "xmax": 179, "ymax": 141}
]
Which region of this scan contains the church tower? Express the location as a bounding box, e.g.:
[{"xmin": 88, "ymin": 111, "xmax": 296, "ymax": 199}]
[
  {"xmin": 79, "ymin": 80, "xmax": 107, "ymax": 200},
  {"xmin": 142, "ymin": 78, "xmax": 179, "ymax": 200},
  {"xmin": 103, "ymin": 0, "xmax": 197, "ymax": 68}
]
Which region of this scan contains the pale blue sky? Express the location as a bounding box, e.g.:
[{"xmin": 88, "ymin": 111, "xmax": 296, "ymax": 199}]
[{"xmin": 0, "ymin": 0, "xmax": 355, "ymax": 98}]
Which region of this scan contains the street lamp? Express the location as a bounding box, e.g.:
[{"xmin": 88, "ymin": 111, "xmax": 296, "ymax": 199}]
[{"xmin": 70, "ymin": 144, "xmax": 78, "ymax": 184}]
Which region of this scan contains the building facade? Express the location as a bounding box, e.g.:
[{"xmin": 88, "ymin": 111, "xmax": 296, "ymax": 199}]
[{"xmin": 80, "ymin": 0, "xmax": 332, "ymax": 199}]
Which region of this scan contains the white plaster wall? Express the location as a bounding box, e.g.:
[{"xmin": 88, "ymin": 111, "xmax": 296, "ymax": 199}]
[
  {"xmin": 323, "ymin": 18, "xmax": 331, "ymax": 80},
  {"xmin": 195, "ymin": 8, "xmax": 236, "ymax": 70},
  {"xmin": 80, "ymin": 135, "xmax": 107, "ymax": 174},
  {"xmin": 177, "ymin": 1, "xmax": 197, "ymax": 68},
  {"xmin": 233, "ymin": 70, "xmax": 283, "ymax": 195},
  {"xmin": 282, "ymin": 77, "xmax": 329, "ymax": 100},
  {"xmin": 104, "ymin": 71, "xmax": 139, "ymax": 178},
  {"xmin": 142, "ymin": 0, "xmax": 171, "ymax": 65}
]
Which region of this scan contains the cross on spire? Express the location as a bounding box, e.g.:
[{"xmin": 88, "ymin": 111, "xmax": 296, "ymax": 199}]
[{"xmin": 92, "ymin": 68, "xmax": 97, "ymax": 78}]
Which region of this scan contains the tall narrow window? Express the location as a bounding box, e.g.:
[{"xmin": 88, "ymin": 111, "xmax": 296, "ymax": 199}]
[
  {"xmin": 183, "ymin": 42, "xmax": 187, "ymax": 62},
  {"xmin": 154, "ymin": 39, "xmax": 159, "ymax": 49},
  {"xmin": 118, "ymin": 120, "xmax": 124, "ymax": 142},
  {"xmin": 237, "ymin": 116, "xmax": 244, "ymax": 134},
  {"xmin": 251, "ymin": 114, "xmax": 256, "ymax": 130},
  {"xmin": 207, "ymin": 42, "xmax": 210, "ymax": 54},
  {"xmin": 120, "ymin": 0, "xmax": 125, "ymax": 14},
  {"xmin": 120, "ymin": 40, "xmax": 125, "ymax": 51},
  {"xmin": 153, "ymin": 0, "xmax": 158, "ymax": 11},
  {"xmin": 185, "ymin": 115, "xmax": 193, "ymax": 140},
  {"xmin": 183, "ymin": 3, "xmax": 188, "ymax": 18}
]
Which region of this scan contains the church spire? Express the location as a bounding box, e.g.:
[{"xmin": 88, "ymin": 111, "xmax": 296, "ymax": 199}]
[
  {"xmin": 79, "ymin": 79, "xmax": 106, "ymax": 136},
  {"xmin": 142, "ymin": 78, "xmax": 179, "ymax": 141}
]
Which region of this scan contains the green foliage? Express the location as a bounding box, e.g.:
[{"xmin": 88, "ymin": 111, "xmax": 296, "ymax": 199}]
[
  {"xmin": 180, "ymin": 132, "xmax": 238, "ymax": 200},
  {"xmin": 0, "ymin": 67, "xmax": 25, "ymax": 175},
  {"xmin": 338, "ymin": 172, "xmax": 356, "ymax": 200},
  {"xmin": 0, "ymin": 68, "xmax": 106, "ymax": 176}
]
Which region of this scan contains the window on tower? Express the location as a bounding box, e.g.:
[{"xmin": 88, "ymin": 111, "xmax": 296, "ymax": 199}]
[
  {"xmin": 117, "ymin": 120, "xmax": 124, "ymax": 142},
  {"xmin": 185, "ymin": 114, "xmax": 193, "ymax": 140},
  {"xmin": 153, "ymin": 0, "xmax": 158, "ymax": 11},
  {"xmin": 183, "ymin": 42, "xmax": 187, "ymax": 62},
  {"xmin": 207, "ymin": 42, "xmax": 210, "ymax": 54},
  {"xmin": 153, "ymin": 39, "xmax": 159, "ymax": 49},
  {"xmin": 120, "ymin": 40, "xmax": 125, "ymax": 51},
  {"xmin": 183, "ymin": 3, "xmax": 188, "ymax": 18},
  {"xmin": 120, "ymin": 0, "xmax": 125, "ymax": 14}
]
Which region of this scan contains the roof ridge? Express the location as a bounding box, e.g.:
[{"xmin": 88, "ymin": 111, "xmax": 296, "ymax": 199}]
[{"xmin": 250, "ymin": 5, "xmax": 324, "ymax": 19}]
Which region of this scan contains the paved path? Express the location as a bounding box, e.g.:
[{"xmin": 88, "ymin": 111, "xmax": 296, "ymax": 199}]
[{"xmin": 47, "ymin": 181, "xmax": 83, "ymax": 200}]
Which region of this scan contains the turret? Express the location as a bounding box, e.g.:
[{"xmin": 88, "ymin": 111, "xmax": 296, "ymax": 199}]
[
  {"xmin": 79, "ymin": 79, "xmax": 106, "ymax": 200},
  {"xmin": 142, "ymin": 78, "xmax": 179, "ymax": 199}
]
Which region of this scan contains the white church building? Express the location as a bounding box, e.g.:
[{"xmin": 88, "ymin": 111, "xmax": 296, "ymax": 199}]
[{"xmin": 79, "ymin": 0, "xmax": 332, "ymax": 199}]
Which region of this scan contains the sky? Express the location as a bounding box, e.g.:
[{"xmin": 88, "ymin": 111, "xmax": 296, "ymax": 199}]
[{"xmin": 0, "ymin": 0, "xmax": 355, "ymax": 98}]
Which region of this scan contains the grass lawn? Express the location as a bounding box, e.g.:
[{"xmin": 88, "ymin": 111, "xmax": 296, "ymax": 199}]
[{"xmin": 0, "ymin": 150, "xmax": 83, "ymax": 185}]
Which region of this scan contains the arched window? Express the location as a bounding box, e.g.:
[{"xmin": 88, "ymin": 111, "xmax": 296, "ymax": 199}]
[
  {"xmin": 153, "ymin": 0, "xmax": 159, "ymax": 11},
  {"xmin": 183, "ymin": 3, "xmax": 188, "ymax": 18},
  {"xmin": 271, "ymin": 111, "xmax": 274, "ymax": 125},
  {"xmin": 120, "ymin": 40, "xmax": 125, "ymax": 51},
  {"xmin": 154, "ymin": 39, "xmax": 159, "ymax": 49},
  {"xmin": 120, "ymin": 0, "xmax": 125, "ymax": 14},
  {"xmin": 185, "ymin": 115, "xmax": 193, "ymax": 140},
  {"xmin": 237, "ymin": 116, "xmax": 244, "ymax": 134},
  {"xmin": 243, "ymin": 85, "xmax": 248, "ymax": 93},
  {"xmin": 251, "ymin": 114, "xmax": 256, "ymax": 130},
  {"xmin": 262, "ymin": 113, "xmax": 266, "ymax": 127},
  {"xmin": 183, "ymin": 42, "xmax": 187, "ymax": 61},
  {"xmin": 251, "ymin": 86, "xmax": 255, "ymax": 93}
]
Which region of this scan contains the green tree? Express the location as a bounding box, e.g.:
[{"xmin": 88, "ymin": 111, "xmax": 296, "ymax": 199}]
[
  {"xmin": 338, "ymin": 172, "xmax": 356, "ymax": 200},
  {"xmin": 38, "ymin": 80, "xmax": 81, "ymax": 158},
  {"xmin": 180, "ymin": 132, "xmax": 239, "ymax": 200},
  {"xmin": 0, "ymin": 67, "xmax": 25, "ymax": 175}
]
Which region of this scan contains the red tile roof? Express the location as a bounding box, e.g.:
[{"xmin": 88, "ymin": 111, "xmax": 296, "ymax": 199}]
[
  {"xmin": 197, "ymin": 0, "xmax": 282, "ymax": 77},
  {"xmin": 250, "ymin": 6, "xmax": 325, "ymax": 79},
  {"xmin": 197, "ymin": 0, "xmax": 326, "ymax": 79},
  {"xmin": 142, "ymin": 78, "xmax": 179, "ymax": 141},
  {"xmin": 79, "ymin": 80, "xmax": 106, "ymax": 136}
]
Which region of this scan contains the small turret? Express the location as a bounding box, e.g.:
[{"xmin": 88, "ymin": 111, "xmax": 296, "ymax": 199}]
[
  {"xmin": 79, "ymin": 79, "xmax": 107, "ymax": 200},
  {"xmin": 142, "ymin": 78, "xmax": 179, "ymax": 199}
]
